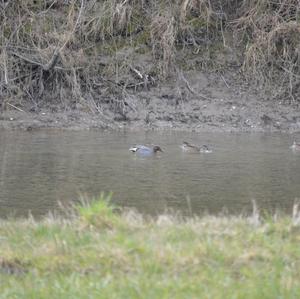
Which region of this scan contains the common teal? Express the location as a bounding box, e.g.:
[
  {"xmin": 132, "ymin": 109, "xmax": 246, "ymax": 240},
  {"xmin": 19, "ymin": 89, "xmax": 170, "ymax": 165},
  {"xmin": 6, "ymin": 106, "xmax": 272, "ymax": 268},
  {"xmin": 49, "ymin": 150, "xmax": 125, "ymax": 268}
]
[
  {"xmin": 290, "ymin": 140, "xmax": 300, "ymax": 151},
  {"xmin": 181, "ymin": 141, "xmax": 212, "ymax": 153},
  {"xmin": 129, "ymin": 145, "xmax": 164, "ymax": 156}
]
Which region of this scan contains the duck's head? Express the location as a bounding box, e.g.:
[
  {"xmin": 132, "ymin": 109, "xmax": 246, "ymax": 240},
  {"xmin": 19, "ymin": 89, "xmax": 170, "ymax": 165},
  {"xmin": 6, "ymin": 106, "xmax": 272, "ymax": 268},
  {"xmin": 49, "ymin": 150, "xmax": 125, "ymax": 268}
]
[
  {"xmin": 200, "ymin": 144, "xmax": 212, "ymax": 153},
  {"xmin": 153, "ymin": 145, "xmax": 163, "ymax": 153},
  {"xmin": 129, "ymin": 146, "xmax": 138, "ymax": 152}
]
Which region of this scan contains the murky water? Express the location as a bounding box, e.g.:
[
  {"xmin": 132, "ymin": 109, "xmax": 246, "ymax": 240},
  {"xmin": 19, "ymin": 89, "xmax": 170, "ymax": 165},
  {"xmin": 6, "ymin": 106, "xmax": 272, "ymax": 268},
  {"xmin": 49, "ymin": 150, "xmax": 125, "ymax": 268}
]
[{"xmin": 0, "ymin": 130, "xmax": 299, "ymax": 217}]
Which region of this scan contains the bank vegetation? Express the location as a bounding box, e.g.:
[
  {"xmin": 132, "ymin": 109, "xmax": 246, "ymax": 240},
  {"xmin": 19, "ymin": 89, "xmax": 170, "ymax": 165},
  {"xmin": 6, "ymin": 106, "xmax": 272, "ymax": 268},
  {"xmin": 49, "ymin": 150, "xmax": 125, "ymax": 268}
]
[{"xmin": 0, "ymin": 0, "xmax": 299, "ymax": 115}]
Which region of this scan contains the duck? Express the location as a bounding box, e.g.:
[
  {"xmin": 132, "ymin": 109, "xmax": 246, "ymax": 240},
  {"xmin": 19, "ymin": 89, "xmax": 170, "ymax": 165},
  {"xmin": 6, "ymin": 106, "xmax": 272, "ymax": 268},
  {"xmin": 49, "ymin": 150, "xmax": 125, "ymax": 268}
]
[
  {"xmin": 129, "ymin": 145, "xmax": 164, "ymax": 156},
  {"xmin": 290, "ymin": 140, "xmax": 300, "ymax": 151},
  {"xmin": 181, "ymin": 141, "xmax": 212, "ymax": 153}
]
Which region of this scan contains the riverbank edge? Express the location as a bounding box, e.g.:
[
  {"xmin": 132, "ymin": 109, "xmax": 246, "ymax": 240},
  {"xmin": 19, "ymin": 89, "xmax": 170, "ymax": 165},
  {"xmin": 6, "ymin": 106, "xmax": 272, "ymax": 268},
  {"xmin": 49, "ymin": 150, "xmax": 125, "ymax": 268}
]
[
  {"xmin": 1, "ymin": 198, "xmax": 300, "ymax": 298},
  {"xmin": 1, "ymin": 110, "xmax": 300, "ymax": 133},
  {"xmin": 2, "ymin": 0, "xmax": 300, "ymax": 137}
]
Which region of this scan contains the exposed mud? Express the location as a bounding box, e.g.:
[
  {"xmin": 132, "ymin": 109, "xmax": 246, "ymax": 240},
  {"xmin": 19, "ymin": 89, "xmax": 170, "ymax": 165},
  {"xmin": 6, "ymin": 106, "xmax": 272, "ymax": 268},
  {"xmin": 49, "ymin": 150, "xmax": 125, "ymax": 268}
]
[{"xmin": 1, "ymin": 68, "xmax": 299, "ymax": 133}]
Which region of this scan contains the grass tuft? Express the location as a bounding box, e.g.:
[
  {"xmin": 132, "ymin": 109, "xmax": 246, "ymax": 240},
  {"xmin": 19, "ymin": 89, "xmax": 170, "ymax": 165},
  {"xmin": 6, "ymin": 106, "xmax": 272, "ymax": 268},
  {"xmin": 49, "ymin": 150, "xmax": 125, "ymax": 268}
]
[{"xmin": 76, "ymin": 192, "xmax": 123, "ymax": 229}]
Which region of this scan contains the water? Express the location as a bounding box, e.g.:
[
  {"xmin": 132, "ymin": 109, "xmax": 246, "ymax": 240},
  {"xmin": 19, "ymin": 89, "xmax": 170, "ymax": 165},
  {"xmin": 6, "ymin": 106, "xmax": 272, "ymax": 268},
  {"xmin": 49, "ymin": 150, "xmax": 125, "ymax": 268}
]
[{"xmin": 0, "ymin": 130, "xmax": 299, "ymax": 217}]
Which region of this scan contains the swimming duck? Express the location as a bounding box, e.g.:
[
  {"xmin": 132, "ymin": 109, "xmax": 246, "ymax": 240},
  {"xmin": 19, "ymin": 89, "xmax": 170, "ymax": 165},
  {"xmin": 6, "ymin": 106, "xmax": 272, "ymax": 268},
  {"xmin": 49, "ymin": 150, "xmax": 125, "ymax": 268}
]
[
  {"xmin": 181, "ymin": 141, "xmax": 212, "ymax": 153},
  {"xmin": 290, "ymin": 140, "xmax": 300, "ymax": 151},
  {"xmin": 129, "ymin": 145, "xmax": 164, "ymax": 156}
]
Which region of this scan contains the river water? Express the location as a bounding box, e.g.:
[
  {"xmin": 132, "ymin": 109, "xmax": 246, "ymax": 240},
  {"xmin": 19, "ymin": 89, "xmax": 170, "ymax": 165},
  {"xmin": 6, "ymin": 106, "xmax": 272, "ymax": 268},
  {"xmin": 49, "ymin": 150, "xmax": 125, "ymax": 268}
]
[{"xmin": 0, "ymin": 130, "xmax": 299, "ymax": 217}]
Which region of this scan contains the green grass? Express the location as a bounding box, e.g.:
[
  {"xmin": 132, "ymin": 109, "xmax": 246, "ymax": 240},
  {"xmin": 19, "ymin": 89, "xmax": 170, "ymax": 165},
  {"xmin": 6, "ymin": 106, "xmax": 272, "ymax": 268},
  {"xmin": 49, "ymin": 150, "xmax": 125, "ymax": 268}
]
[{"xmin": 0, "ymin": 196, "xmax": 300, "ymax": 298}]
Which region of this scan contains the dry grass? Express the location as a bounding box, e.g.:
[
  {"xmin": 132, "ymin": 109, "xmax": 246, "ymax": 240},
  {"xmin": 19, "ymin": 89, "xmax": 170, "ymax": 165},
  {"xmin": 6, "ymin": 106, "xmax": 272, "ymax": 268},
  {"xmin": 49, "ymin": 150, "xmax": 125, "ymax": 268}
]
[
  {"xmin": 233, "ymin": 0, "xmax": 300, "ymax": 102},
  {"xmin": 150, "ymin": 10, "xmax": 176, "ymax": 78},
  {"xmin": 0, "ymin": 0, "xmax": 299, "ymax": 114},
  {"xmin": 178, "ymin": 0, "xmax": 219, "ymax": 43}
]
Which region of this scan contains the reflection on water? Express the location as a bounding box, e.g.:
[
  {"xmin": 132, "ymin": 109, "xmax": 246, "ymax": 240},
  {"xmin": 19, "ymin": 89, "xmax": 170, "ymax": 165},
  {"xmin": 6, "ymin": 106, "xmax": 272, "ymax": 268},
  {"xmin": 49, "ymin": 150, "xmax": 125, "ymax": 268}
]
[{"xmin": 0, "ymin": 130, "xmax": 299, "ymax": 217}]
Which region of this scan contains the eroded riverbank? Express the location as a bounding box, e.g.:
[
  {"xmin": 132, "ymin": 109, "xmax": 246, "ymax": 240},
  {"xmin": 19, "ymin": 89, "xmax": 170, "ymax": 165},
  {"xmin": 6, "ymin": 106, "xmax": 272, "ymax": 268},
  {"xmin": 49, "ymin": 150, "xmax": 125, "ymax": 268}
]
[
  {"xmin": 1, "ymin": 69, "xmax": 300, "ymax": 133},
  {"xmin": 1, "ymin": 1, "xmax": 299, "ymax": 133}
]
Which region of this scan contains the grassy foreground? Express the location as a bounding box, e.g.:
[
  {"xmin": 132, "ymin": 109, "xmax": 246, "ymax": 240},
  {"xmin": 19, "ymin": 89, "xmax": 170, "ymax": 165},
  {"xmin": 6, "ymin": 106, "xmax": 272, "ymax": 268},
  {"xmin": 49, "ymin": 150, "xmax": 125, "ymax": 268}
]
[{"xmin": 1, "ymin": 197, "xmax": 300, "ymax": 299}]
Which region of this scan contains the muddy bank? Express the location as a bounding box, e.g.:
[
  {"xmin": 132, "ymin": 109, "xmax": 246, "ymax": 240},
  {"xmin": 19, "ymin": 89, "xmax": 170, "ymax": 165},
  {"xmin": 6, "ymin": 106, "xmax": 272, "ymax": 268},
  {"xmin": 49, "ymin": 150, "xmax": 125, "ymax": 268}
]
[
  {"xmin": 1, "ymin": 1, "xmax": 300, "ymax": 133},
  {"xmin": 1, "ymin": 69, "xmax": 299, "ymax": 133}
]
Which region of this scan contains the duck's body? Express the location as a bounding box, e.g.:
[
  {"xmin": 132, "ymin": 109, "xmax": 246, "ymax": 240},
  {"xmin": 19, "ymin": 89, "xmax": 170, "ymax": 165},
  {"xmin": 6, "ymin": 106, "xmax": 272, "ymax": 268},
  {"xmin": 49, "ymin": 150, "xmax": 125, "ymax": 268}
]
[
  {"xmin": 290, "ymin": 141, "xmax": 300, "ymax": 151},
  {"xmin": 181, "ymin": 141, "xmax": 212, "ymax": 153},
  {"xmin": 129, "ymin": 145, "xmax": 163, "ymax": 156}
]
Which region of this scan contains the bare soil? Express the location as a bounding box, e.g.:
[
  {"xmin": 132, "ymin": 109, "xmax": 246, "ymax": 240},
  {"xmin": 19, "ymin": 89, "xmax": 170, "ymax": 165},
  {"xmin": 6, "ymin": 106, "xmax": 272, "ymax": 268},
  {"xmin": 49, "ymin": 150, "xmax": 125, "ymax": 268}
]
[{"xmin": 1, "ymin": 68, "xmax": 299, "ymax": 133}]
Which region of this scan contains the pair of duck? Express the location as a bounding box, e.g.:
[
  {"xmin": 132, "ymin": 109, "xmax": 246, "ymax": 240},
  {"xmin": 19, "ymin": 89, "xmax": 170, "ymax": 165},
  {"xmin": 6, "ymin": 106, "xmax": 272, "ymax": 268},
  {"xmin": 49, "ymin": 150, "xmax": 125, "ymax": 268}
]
[
  {"xmin": 130, "ymin": 140, "xmax": 300, "ymax": 156},
  {"xmin": 129, "ymin": 141, "xmax": 212, "ymax": 156}
]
